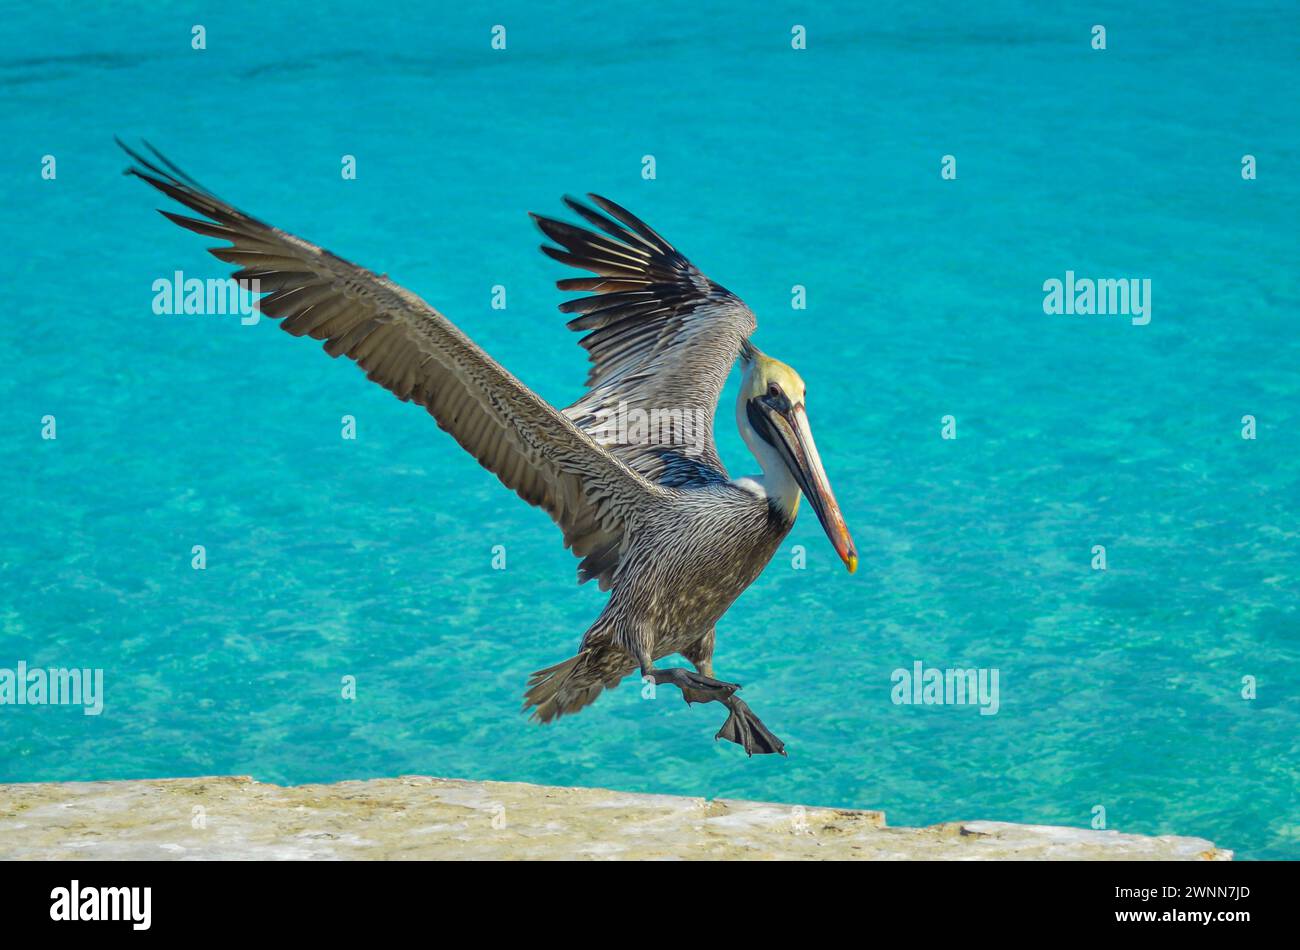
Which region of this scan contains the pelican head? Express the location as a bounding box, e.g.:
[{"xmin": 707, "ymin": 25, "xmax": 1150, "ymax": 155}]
[{"xmin": 737, "ymin": 342, "xmax": 858, "ymax": 573}]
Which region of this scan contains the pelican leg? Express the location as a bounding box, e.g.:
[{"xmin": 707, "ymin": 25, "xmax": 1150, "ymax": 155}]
[{"xmin": 643, "ymin": 664, "xmax": 741, "ymax": 700}]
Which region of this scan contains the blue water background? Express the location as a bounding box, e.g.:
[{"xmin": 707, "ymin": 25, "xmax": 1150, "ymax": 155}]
[{"xmin": 1, "ymin": 1, "xmax": 1296, "ymax": 857}]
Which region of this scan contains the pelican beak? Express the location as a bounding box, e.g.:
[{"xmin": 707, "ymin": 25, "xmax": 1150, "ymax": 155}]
[{"xmin": 766, "ymin": 402, "xmax": 858, "ymax": 573}]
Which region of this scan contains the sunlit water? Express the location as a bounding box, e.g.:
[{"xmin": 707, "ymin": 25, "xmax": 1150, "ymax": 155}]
[{"xmin": 1, "ymin": 1, "xmax": 1296, "ymax": 858}]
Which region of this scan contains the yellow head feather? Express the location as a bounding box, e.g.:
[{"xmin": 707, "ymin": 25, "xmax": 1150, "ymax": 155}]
[{"xmin": 741, "ymin": 346, "xmax": 807, "ymax": 403}]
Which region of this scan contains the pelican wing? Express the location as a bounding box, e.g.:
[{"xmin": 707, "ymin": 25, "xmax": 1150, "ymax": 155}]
[
  {"xmin": 120, "ymin": 142, "xmax": 660, "ymax": 590},
  {"xmin": 531, "ymin": 196, "xmax": 756, "ymax": 483}
]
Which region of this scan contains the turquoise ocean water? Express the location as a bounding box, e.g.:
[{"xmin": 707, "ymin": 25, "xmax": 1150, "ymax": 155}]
[{"xmin": 1, "ymin": 2, "xmax": 1296, "ymax": 858}]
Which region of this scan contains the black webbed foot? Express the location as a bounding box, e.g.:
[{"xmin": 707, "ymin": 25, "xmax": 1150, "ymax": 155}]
[{"xmin": 716, "ymin": 697, "xmax": 787, "ymax": 756}]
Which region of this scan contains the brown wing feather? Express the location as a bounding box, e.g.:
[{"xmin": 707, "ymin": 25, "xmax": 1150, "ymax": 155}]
[{"xmin": 120, "ymin": 140, "xmax": 661, "ymax": 589}]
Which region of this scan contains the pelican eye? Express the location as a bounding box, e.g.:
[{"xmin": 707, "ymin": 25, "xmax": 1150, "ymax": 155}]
[{"xmin": 767, "ymin": 383, "xmax": 781, "ymax": 398}]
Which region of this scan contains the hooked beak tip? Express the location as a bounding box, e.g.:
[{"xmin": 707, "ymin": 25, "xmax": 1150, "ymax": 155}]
[{"xmin": 845, "ymin": 554, "xmax": 858, "ymax": 574}]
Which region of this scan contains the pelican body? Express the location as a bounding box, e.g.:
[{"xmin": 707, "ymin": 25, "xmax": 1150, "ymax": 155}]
[{"xmin": 120, "ymin": 141, "xmax": 857, "ymax": 755}]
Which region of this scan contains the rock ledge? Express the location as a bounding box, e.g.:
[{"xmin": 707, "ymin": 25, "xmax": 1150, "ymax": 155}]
[{"xmin": 0, "ymin": 776, "xmax": 1232, "ymax": 861}]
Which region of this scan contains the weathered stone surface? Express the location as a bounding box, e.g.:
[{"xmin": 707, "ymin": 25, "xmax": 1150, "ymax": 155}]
[{"xmin": 0, "ymin": 776, "xmax": 1231, "ymax": 860}]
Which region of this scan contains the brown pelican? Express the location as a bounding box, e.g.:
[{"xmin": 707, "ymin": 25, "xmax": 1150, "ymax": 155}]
[{"xmin": 119, "ymin": 141, "xmax": 857, "ymax": 756}]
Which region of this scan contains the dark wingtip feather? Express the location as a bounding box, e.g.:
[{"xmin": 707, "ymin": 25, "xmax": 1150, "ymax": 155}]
[
  {"xmin": 119, "ymin": 138, "xmax": 274, "ymax": 233},
  {"xmin": 142, "ymin": 139, "xmax": 209, "ymax": 191},
  {"xmin": 585, "ymin": 193, "xmax": 673, "ymax": 253},
  {"xmin": 116, "ymin": 136, "xmax": 157, "ymax": 179},
  {"xmin": 559, "ymin": 194, "xmax": 650, "ymax": 251},
  {"xmin": 113, "ymin": 136, "xmax": 135, "ymax": 173},
  {"xmin": 117, "ymin": 137, "xmax": 218, "ymax": 200},
  {"xmin": 530, "ymin": 212, "xmax": 573, "ymax": 262},
  {"xmin": 561, "ymin": 194, "xmax": 593, "ymax": 217}
]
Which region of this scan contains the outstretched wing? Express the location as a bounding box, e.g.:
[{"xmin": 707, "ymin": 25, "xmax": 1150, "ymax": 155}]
[
  {"xmin": 531, "ymin": 196, "xmax": 756, "ymax": 483},
  {"xmin": 119, "ymin": 141, "xmax": 662, "ymax": 590}
]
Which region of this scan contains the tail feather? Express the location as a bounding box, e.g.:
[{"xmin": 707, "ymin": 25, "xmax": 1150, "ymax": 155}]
[{"xmin": 523, "ymin": 651, "xmax": 624, "ymax": 723}]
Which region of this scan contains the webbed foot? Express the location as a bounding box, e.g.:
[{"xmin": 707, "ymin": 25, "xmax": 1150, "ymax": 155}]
[{"xmin": 716, "ymin": 697, "xmax": 787, "ymax": 756}]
